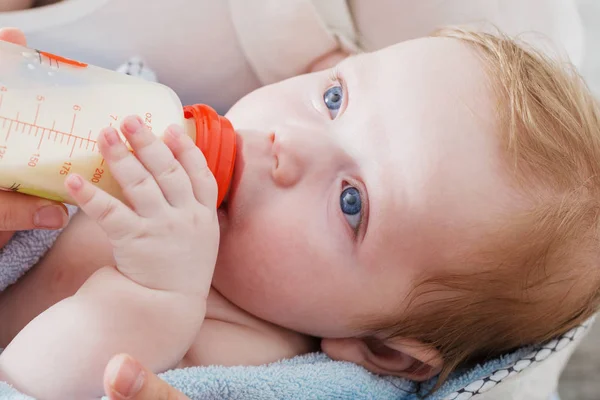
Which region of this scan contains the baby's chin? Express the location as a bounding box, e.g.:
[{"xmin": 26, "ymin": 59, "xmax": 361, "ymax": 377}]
[{"xmin": 217, "ymin": 205, "xmax": 229, "ymax": 234}]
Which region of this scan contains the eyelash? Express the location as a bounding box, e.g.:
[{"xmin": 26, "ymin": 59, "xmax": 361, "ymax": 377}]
[
  {"xmin": 341, "ymin": 180, "xmax": 368, "ymax": 239},
  {"xmin": 327, "ymin": 67, "xmax": 347, "ymax": 98},
  {"xmin": 328, "ymin": 66, "xmax": 342, "ymax": 84}
]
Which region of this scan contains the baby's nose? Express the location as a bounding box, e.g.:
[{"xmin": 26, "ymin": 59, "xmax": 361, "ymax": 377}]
[{"xmin": 270, "ymin": 128, "xmax": 335, "ymax": 187}]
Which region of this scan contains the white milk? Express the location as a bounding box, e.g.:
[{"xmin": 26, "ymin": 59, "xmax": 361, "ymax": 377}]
[{"xmin": 0, "ymin": 40, "xmax": 197, "ymax": 204}]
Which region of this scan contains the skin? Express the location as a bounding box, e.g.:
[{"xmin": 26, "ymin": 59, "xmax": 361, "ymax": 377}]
[
  {"xmin": 0, "ymin": 30, "xmax": 523, "ymax": 397},
  {"xmin": 215, "ymin": 37, "xmax": 516, "ymax": 339}
]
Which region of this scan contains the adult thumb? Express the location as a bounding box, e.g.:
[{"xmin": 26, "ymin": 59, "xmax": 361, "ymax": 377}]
[
  {"xmin": 0, "ymin": 27, "xmax": 27, "ymax": 46},
  {"xmin": 0, "ymin": 191, "xmax": 68, "ymax": 231},
  {"xmin": 104, "ymin": 354, "xmax": 190, "ymax": 400}
]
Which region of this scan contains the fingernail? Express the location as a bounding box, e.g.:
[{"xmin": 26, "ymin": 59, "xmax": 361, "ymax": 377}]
[
  {"xmin": 34, "ymin": 205, "xmax": 67, "ymax": 228},
  {"xmin": 103, "ymin": 128, "xmax": 120, "ymax": 146},
  {"xmin": 107, "ymin": 355, "xmax": 145, "ymax": 399},
  {"xmin": 65, "ymin": 174, "xmax": 83, "ymax": 190},
  {"xmin": 123, "ymin": 116, "xmax": 143, "ymax": 134}
]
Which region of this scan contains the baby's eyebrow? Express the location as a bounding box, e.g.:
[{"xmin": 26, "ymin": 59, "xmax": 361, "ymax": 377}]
[
  {"xmin": 326, "ymin": 54, "xmax": 360, "ymax": 85},
  {"xmin": 340, "ymin": 52, "xmax": 364, "ymax": 65}
]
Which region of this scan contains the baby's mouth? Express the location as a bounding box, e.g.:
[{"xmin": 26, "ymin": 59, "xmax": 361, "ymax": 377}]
[
  {"xmin": 221, "ymin": 185, "xmax": 231, "ymax": 205},
  {"xmin": 217, "ymin": 164, "xmax": 235, "ymax": 227},
  {"xmin": 217, "ymin": 199, "xmax": 229, "ymax": 227},
  {"xmin": 218, "ymin": 135, "xmax": 244, "ymax": 223}
]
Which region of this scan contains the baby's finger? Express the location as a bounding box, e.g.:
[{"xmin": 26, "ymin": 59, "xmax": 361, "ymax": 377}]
[
  {"xmin": 98, "ymin": 127, "xmax": 168, "ymax": 216},
  {"xmin": 65, "ymin": 174, "xmax": 138, "ymax": 240},
  {"xmin": 164, "ymin": 125, "xmax": 218, "ymax": 208},
  {"xmin": 120, "ymin": 116, "xmax": 195, "ymax": 207}
]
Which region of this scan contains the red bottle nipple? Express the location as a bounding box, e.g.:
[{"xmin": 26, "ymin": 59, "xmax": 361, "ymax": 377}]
[{"xmin": 183, "ymin": 104, "xmax": 236, "ymax": 208}]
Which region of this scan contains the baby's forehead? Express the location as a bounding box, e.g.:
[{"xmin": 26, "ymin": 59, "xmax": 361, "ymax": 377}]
[
  {"xmin": 346, "ymin": 39, "xmax": 513, "ymax": 275},
  {"xmin": 342, "ymin": 37, "xmax": 498, "ymax": 147},
  {"xmin": 349, "ymin": 36, "xmax": 487, "ymax": 78},
  {"xmin": 340, "ymin": 37, "xmax": 494, "ymax": 124}
]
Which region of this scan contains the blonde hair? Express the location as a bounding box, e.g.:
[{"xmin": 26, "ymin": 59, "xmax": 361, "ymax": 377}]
[{"xmin": 362, "ymin": 27, "xmax": 600, "ymax": 388}]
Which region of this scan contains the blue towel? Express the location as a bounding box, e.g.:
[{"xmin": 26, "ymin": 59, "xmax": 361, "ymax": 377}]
[
  {"xmin": 0, "ymin": 351, "xmax": 523, "ymax": 400},
  {"xmin": 0, "ymin": 320, "xmax": 591, "ymax": 399},
  {"xmin": 0, "ymin": 205, "xmax": 77, "ymax": 292},
  {"xmin": 146, "ymin": 328, "xmax": 588, "ymax": 400}
]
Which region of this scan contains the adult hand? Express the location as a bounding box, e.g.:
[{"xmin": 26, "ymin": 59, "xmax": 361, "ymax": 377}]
[
  {"xmin": 104, "ymin": 354, "xmax": 190, "ymax": 400},
  {"xmin": 0, "ymin": 28, "xmax": 69, "ymax": 247}
]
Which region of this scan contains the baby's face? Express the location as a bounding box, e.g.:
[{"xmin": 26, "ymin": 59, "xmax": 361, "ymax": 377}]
[{"xmin": 215, "ymin": 37, "xmax": 517, "ymax": 338}]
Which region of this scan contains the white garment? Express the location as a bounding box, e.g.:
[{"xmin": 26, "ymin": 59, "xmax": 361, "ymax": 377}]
[
  {"xmin": 0, "ymin": 0, "xmax": 584, "ymax": 112},
  {"xmin": 467, "ymin": 324, "xmax": 588, "ymax": 400}
]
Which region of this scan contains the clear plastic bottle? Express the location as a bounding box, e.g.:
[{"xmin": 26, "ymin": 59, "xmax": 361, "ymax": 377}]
[{"xmin": 0, "ymin": 40, "xmax": 236, "ymax": 207}]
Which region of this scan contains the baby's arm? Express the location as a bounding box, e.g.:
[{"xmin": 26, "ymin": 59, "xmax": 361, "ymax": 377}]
[
  {"xmin": 0, "ymin": 117, "xmax": 219, "ymax": 399},
  {"xmin": 0, "ymin": 267, "xmax": 204, "ymax": 399}
]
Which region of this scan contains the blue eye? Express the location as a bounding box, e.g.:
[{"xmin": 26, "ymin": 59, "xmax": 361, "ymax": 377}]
[
  {"xmin": 323, "ymin": 86, "xmax": 343, "ymax": 119},
  {"xmin": 340, "ymin": 186, "xmax": 362, "ymax": 230}
]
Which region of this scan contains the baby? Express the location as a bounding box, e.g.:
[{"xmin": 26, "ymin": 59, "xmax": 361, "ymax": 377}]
[{"xmin": 1, "ymin": 27, "xmax": 599, "ymax": 399}]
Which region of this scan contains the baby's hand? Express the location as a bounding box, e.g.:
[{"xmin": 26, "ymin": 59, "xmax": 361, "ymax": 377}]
[{"xmin": 65, "ymin": 116, "xmax": 219, "ymax": 297}]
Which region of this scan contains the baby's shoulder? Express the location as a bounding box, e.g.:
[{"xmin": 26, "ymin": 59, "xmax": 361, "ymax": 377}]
[{"xmin": 180, "ymin": 289, "xmax": 318, "ymax": 368}]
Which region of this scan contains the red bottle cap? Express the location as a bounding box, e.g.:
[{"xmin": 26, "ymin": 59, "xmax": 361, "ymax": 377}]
[{"xmin": 183, "ymin": 104, "xmax": 236, "ymax": 208}]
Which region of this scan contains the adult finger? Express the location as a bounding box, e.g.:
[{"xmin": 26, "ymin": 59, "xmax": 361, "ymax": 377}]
[
  {"xmin": 104, "ymin": 354, "xmax": 190, "ymax": 400},
  {"xmin": 0, "ymin": 191, "xmax": 68, "ymax": 231},
  {"xmin": 0, "ymin": 27, "xmax": 27, "ymax": 46},
  {"xmin": 0, "ymin": 231, "xmax": 14, "ymax": 248}
]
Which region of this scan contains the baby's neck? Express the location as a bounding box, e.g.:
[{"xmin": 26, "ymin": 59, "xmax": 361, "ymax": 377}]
[{"xmin": 204, "ymin": 287, "xmax": 320, "ymax": 356}]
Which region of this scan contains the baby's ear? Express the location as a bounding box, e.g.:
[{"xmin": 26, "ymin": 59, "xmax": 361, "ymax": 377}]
[
  {"xmin": 307, "ymin": 50, "xmax": 349, "ymax": 73},
  {"xmin": 321, "ymin": 337, "xmax": 442, "ymax": 381}
]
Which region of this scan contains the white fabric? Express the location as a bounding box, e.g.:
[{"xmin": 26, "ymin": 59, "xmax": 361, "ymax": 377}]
[
  {"xmin": 469, "ymin": 343, "xmax": 576, "ymax": 400},
  {"xmin": 445, "ymin": 318, "xmax": 595, "ymax": 400},
  {"xmin": 0, "ymin": 0, "xmax": 584, "ymax": 111},
  {"xmin": 228, "ymin": 0, "xmax": 339, "ymax": 85},
  {"xmin": 348, "ymin": 0, "xmax": 584, "ymax": 65}
]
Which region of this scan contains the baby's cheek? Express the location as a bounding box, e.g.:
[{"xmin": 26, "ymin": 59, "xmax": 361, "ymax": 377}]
[{"xmin": 219, "ymin": 224, "xmax": 304, "ymax": 287}]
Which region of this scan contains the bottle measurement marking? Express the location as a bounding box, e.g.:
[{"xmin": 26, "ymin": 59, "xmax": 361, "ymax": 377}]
[
  {"xmin": 37, "ymin": 128, "xmax": 44, "ymax": 150},
  {"xmin": 70, "ymin": 114, "xmax": 77, "ymax": 134},
  {"xmin": 33, "ymin": 104, "xmax": 40, "ymax": 125},
  {"xmin": 0, "ymin": 114, "xmax": 99, "ymax": 157},
  {"xmin": 86, "ymin": 130, "xmax": 92, "ymax": 150},
  {"xmin": 4, "ymin": 113, "xmax": 17, "ymax": 141},
  {"xmin": 35, "ymin": 51, "xmax": 60, "ymax": 70}
]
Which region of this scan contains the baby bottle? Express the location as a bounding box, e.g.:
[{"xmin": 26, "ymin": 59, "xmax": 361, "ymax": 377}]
[{"xmin": 0, "ymin": 40, "xmax": 236, "ymax": 207}]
